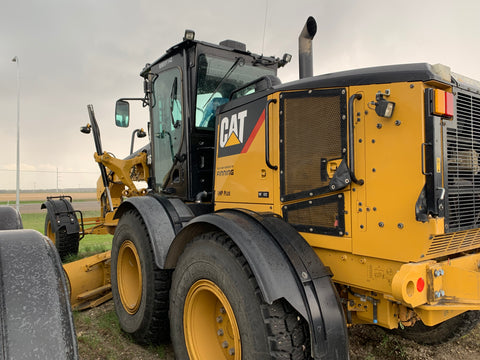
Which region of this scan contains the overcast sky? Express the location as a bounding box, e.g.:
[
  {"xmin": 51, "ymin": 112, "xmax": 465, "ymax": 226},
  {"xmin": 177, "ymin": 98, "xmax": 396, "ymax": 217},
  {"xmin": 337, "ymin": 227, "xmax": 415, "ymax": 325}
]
[{"xmin": 2, "ymin": 0, "xmax": 480, "ymax": 190}]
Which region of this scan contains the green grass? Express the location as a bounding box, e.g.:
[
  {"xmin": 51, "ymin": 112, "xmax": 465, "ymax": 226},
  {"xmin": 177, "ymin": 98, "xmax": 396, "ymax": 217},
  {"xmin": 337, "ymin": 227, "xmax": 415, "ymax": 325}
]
[
  {"xmin": 74, "ymin": 306, "xmax": 168, "ymax": 360},
  {"xmin": 21, "ymin": 211, "xmax": 112, "ymax": 258}
]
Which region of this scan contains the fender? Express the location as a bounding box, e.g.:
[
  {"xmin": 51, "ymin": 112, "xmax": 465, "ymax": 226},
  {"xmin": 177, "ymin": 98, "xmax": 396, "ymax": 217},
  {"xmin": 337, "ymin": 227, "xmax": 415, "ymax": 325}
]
[
  {"xmin": 0, "ymin": 206, "xmax": 23, "ymax": 230},
  {"xmin": 165, "ymin": 209, "xmax": 349, "ymax": 360},
  {"xmin": 41, "ymin": 197, "xmax": 79, "ymax": 235},
  {"xmin": 113, "ymin": 195, "xmax": 196, "ymax": 269}
]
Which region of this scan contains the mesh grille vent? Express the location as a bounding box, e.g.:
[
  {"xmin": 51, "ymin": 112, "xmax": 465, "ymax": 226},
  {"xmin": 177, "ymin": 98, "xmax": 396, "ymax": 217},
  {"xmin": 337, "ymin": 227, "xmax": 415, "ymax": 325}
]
[
  {"xmin": 427, "ymin": 228, "xmax": 480, "ymax": 256},
  {"xmin": 445, "ymin": 92, "xmax": 480, "ymax": 232},
  {"xmin": 283, "ymin": 195, "xmax": 344, "ymax": 236},
  {"xmin": 280, "ymin": 89, "xmax": 346, "ymax": 201}
]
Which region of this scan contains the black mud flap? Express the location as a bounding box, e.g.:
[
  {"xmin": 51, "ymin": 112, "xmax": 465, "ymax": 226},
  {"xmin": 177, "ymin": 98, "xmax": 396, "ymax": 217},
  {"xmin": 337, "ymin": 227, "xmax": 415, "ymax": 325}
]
[
  {"xmin": 253, "ymin": 212, "xmax": 349, "ymax": 360},
  {"xmin": 41, "ymin": 196, "xmax": 80, "ymax": 236},
  {"xmin": 0, "ymin": 229, "xmax": 78, "ymax": 359}
]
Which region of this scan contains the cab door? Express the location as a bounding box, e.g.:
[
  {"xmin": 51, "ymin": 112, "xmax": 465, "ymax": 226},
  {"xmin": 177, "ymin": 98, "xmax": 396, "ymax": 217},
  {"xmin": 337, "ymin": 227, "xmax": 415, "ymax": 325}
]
[{"xmin": 151, "ymin": 66, "xmax": 185, "ymax": 194}]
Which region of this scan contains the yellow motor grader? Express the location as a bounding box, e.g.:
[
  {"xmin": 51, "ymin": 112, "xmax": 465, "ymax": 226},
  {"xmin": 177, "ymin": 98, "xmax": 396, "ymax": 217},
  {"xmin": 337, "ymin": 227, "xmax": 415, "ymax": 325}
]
[{"xmin": 41, "ymin": 16, "xmax": 480, "ymax": 360}]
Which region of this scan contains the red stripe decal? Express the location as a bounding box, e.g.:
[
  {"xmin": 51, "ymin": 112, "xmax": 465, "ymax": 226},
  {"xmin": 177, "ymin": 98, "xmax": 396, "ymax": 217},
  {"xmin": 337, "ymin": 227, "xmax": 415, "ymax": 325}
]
[{"xmin": 241, "ymin": 110, "xmax": 265, "ymax": 154}]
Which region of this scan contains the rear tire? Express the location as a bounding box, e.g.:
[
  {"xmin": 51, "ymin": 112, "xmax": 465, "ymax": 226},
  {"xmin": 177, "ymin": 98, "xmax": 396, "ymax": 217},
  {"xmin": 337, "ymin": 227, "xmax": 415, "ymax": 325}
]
[
  {"xmin": 44, "ymin": 211, "xmax": 79, "ymax": 261},
  {"xmin": 111, "ymin": 209, "xmax": 171, "ymax": 344},
  {"xmin": 0, "ymin": 229, "xmax": 78, "ymax": 359},
  {"xmin": 394, "ymin": 310, "xmax": 480, "ymax": 345},
  {"xmin": 169, "ymin": 231, "xmax": 310, "ymax": 360}
]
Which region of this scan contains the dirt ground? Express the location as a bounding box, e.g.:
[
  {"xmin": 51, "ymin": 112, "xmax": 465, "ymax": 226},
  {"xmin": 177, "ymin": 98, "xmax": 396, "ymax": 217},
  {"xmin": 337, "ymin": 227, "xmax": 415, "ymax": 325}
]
[{"xmin": 76, "ymin": 300, "xmax": 480, "ymax": 360}]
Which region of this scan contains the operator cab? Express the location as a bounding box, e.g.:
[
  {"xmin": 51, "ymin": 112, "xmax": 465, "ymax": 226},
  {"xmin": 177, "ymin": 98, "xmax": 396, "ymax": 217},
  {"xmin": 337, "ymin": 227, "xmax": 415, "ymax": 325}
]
[{"xmin": 117, "ymin": 31, "xmax": 289, "ymax": 202}]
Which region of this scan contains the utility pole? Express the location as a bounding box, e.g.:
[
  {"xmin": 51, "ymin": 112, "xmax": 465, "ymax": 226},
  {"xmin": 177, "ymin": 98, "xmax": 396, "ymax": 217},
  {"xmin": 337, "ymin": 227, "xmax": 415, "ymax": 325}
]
[{"xmin": 12, "ymin": 56, "xmax": 20, "ymax": 211}]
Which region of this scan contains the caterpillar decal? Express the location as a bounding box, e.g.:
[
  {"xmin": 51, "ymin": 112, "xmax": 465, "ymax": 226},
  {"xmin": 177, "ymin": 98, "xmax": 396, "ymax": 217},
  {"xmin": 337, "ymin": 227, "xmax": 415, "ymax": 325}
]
[{"xmin": 217, "ymin": 99, "xmax": 265, "ymax": 158}]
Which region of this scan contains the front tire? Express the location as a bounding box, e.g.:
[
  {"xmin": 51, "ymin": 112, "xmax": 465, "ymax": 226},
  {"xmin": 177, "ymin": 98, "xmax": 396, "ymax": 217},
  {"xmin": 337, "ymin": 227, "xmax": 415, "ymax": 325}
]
[
  {"xmin": 169, "ymin": 231, "xmax": 310, "ymax": 360},
  {"xmin": 111, "ymin": 209, "xmax": 171, "ymax": 344}
]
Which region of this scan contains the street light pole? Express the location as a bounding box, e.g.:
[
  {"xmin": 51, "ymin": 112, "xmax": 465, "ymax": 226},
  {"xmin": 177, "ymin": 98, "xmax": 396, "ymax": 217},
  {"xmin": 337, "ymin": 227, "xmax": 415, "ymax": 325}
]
[{"xmin": 12, "ymin": 56, "xmax": 20, "ymax": 212}]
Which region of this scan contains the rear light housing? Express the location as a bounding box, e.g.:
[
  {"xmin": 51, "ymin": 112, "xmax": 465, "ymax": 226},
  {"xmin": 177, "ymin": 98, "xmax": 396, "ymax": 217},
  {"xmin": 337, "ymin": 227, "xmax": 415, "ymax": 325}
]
[{"xmin": 433, "ymin": 89, "xmax": 454, "ymax": 117}]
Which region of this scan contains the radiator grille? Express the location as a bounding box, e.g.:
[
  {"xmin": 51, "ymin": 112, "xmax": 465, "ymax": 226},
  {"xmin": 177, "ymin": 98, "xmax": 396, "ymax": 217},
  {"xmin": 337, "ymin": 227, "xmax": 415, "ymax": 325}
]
[
  {"xmin": 445, "ymin": 92, "xmax": 480, "ymax": 232},
  {"xmin": 280, "ymin": 89, "xmax": 347, "ymax": 201}
]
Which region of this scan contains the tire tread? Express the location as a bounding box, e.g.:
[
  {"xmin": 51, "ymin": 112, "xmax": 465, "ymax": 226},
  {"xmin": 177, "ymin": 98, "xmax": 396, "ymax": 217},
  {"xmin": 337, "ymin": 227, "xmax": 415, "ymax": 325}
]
[
  {"xmin": 112, "ymin": 209, "xmax": 171, "ymax": 344},
  {"xmin": 197, "ymin": 232, "xmax": 311, "ymax": 360}
]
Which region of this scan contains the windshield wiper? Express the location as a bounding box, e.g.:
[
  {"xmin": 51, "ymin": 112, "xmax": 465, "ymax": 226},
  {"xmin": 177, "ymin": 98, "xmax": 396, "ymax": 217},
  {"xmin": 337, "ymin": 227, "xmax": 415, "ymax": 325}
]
[{"xmin": 203, "ymin": 57, "xmax": 245, "ymax": 109}]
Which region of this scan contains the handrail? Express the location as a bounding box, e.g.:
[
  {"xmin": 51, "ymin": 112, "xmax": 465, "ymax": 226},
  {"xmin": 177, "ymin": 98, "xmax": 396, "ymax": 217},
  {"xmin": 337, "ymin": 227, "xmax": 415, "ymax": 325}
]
[
  {"xmin": 265, "ymin": 99, "xmax": 278, "ymax": 170},
  {"xmin": 348, "ymin": 94, "xmax": 364, "ymax": 185}
]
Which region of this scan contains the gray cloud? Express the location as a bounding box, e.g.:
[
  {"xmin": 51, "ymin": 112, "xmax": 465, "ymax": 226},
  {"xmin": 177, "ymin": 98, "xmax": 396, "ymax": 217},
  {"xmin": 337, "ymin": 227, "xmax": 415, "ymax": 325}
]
[{"xmin": 1, "ymin": 0, "xmax": 480, "ymax": 189}]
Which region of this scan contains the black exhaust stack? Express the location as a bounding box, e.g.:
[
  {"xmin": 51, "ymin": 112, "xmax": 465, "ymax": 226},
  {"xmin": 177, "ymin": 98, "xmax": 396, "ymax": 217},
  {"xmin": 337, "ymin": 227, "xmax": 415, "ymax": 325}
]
[{"xmin": 299, "ymin": 16, "xmax": 317, "ymax": 79}]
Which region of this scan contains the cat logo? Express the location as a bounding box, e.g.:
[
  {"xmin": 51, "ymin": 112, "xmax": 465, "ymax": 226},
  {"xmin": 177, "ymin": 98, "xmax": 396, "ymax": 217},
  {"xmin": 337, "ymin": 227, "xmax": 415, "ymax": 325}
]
[{"xmin": 219, "ymin": 110, "xmax": 248, "ymax": 148}]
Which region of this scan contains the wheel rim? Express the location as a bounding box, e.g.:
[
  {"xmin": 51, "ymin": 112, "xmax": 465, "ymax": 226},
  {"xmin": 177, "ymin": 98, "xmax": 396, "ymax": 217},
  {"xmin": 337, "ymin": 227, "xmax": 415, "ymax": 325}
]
[
  {"xmin": 46, "ymin": 220, "xmax": 56, "ymax": 245},
  {"xmin": 117, "ymin": 240, "xmax": 142, "ymax": 314},
  {"xmin": 184, "ymin": 279, "xmax": 241, "ymax": 360}
]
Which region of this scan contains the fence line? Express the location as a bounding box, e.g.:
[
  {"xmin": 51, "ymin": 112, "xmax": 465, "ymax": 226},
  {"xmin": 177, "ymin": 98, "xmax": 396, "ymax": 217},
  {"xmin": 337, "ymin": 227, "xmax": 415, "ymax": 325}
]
[{"xmin": 0, "ymin": 168, "xmax": 100, "ymax": 191}]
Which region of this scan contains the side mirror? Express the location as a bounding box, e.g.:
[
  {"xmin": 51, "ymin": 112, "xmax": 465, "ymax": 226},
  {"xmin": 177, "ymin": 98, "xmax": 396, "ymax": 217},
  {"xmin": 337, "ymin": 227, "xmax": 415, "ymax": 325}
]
[{"xmin": 115, "ymin": 100, "xmax": 130, "ymax": 127}]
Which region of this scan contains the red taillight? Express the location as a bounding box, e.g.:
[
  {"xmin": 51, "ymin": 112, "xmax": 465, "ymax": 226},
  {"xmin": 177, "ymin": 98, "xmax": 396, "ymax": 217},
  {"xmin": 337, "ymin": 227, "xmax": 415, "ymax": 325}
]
[
  {"xmin": 445, "ymin": 91, "xmax": 454, "ymax": 117},
  {"xmin": 417, "ymin": 277, "xmax": 425, "ymax": 292}
]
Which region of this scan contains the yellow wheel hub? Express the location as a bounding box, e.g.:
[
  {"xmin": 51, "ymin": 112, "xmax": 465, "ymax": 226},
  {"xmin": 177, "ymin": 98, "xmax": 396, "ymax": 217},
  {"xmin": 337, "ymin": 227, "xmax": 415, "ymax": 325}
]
[
  {"xmin": 184, "ymin": 279, "xmax": 241, "ymax": 360},
  {"xmin": 117, "ymin": 240, "xmax": 142, "ymax": 314},
  {"xmin": 46, "ymin": 220, "xmax": 56, "ymax": 245}
]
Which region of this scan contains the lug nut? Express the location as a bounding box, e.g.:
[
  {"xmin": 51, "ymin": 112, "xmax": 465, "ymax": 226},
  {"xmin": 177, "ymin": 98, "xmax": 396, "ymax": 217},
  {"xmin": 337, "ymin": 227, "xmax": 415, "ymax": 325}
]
[
  {"xmin": 222, "ymin": 341, "xmax": 229, "ymax": 348},
  {"xmin": 217, "ymin": 329, "xmax": 224, "ymax": 336},
  {"xmin": 229, "ymin": 348, "xmax": 235, "ymax": 355},
  {"xmin": 216, "ymin": 316, "xmax": 223, "ymax": 323}
]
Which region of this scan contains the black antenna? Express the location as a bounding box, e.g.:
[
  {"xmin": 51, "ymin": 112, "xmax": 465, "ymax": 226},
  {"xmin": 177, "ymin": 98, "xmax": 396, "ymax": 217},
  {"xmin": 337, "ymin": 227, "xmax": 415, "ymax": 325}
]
[{"xmin": 261, "ymin": 0, "xmax": 269, "ymax": 54}]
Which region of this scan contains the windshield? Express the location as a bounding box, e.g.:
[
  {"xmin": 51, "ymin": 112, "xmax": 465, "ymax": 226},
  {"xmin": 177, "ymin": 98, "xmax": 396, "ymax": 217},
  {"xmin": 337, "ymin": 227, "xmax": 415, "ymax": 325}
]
[{"xmin": 195, "ymin": 53, "xmax": 276, "ymax": 129}]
